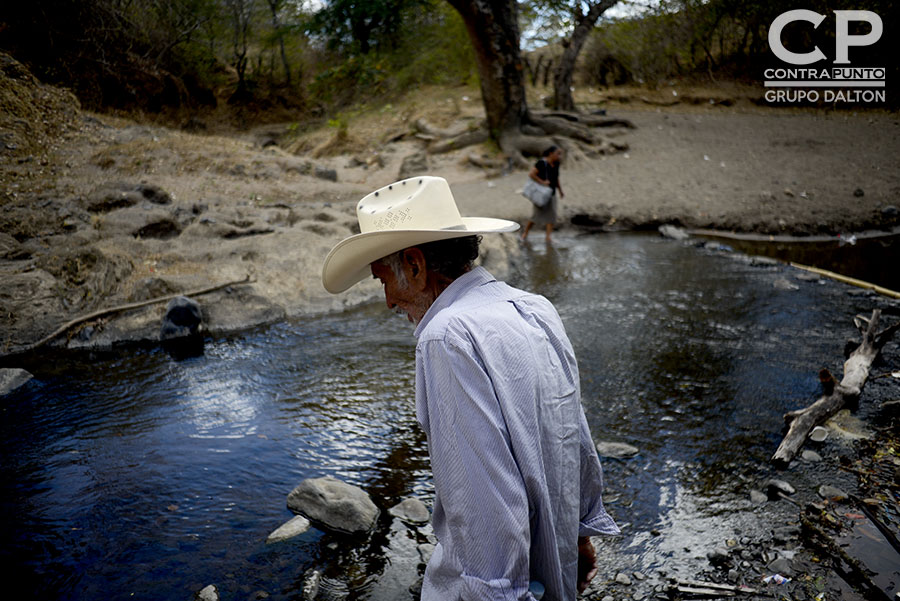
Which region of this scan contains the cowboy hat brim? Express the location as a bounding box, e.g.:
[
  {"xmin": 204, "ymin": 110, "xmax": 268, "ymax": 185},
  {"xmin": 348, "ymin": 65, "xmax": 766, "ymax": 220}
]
[{"xmin": 321, "ymin": 216, "xmax": 519, "ymax": 293}]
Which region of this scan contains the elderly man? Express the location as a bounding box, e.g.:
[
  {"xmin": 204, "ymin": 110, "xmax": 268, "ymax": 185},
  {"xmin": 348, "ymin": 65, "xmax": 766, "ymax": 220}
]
[{"xmin": 322, "ymin": 176, "xmax": 618, "ymax": 600}]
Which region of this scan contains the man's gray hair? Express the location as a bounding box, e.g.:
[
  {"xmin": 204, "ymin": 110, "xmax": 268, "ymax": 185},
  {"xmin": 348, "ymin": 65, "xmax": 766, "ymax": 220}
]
[{"xmin": 376, "ymin": 235, "xmax": 482, "ymax": 285}]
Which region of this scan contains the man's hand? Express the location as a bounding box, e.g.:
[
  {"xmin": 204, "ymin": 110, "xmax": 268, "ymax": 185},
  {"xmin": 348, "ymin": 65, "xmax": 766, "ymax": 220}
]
[{"xmin": 576, "ymin": 536, "xmax": 597, "ymax": 594}]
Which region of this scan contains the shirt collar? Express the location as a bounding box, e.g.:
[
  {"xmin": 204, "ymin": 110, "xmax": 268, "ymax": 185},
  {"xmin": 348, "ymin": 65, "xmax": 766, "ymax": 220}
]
[{"xmin": 414, "ymin": 266, "xmax": 495, "ymax": 338}]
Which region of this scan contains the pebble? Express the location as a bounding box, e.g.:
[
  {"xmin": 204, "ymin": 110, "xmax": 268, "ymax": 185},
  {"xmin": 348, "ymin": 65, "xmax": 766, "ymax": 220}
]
[
  {"xmin": 388, "ymin": 497, "xmax": 430, "ymax": 525},
  {"xmin": 767, "ymin": 556, "xmax": 794, "ymax": 576},
  {"xmin": 633, "ymin": 571, "xmax": 646, "ymax": 580},
  {"xmin": 266, "ymin": 515, "xmax": 311, "ymax": 544},
  {"xmin": 773, "ymin": 277, "xmax": 799, "ymax": 291},
  {"xmin": 818, "ymin": 484, "xmax": 848, "ymax": 502},
  {"xmin": 749, "ymin": 490, "xmax": 768, "ymax": 505},
  {"xmin": 615, "ymin": 572, "xmax": 633, "ymax": 585},
  {"xmin": 195, "ymin": 585, "xmax": 218, "ymax": 601},
  {"xmin": 809, "ymin": 426, "xmax": 828, "ymax": 442},
  {"xmin": 418, "ymin": 543, "xmax": 435, "ymax": 564},
  {"xmin": 596, "ymin": 441, "xmax": 640, "ymax": 459},
  {"xmin": 766, "ymin": 479, "xmax": 796, "ymax": 499},
  {"xmin": 707, "ymin": 547, "xmax": 730, "ymax": 566},
  {"xmin": 801, "ymin": 450, "xmax": 823, "ymax": 462}
]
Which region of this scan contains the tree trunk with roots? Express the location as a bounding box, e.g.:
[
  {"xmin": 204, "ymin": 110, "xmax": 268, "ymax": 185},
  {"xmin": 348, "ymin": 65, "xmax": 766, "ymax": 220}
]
[
  {"xmin": 552, "ymin": 0, "xmax": 617, "ymax": 111},
  {"xmin": 444, "ymin": 0, "xmax": 630, "ymax": 166}
]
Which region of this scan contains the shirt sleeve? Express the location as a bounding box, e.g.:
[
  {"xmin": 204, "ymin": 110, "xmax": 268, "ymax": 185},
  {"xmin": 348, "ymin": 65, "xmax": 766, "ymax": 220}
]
[
  {"xmin": 577, "ymin": 410, "xmax": 620, "ymax": 537},
  {"xmin": 420, "ymin": 336, "xmax": 534, "ymax": 601}
]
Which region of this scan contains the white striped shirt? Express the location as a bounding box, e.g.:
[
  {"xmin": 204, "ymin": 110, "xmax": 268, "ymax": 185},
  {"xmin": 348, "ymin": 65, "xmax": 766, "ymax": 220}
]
[{"xmin": 414, "ymin": 267, "xmax": 618, "ymax": 601}]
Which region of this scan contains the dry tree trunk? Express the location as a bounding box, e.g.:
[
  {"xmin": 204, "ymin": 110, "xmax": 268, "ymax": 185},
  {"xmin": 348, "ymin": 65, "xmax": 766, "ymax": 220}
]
[{"xmin": 771, "ymin": 309, "xmax": 900, "ymax": 468}]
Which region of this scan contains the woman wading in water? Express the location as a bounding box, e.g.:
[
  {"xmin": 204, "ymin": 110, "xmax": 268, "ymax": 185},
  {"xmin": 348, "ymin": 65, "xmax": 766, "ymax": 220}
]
[{"xmin": 521, "ymin": 145, "xmax": 564, "ymax": 243}]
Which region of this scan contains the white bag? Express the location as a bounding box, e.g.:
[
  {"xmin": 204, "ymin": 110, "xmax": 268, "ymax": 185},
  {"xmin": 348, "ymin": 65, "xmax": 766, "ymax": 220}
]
[{"xmin": 522, "ymin": 180, "xmax": 553, "ymax": 208}]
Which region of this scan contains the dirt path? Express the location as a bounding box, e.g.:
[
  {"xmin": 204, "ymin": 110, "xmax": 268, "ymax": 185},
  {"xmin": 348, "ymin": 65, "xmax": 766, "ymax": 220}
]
[{"xmin": 453, "ymin": 107, "xmax": 900, "ymax": 235}]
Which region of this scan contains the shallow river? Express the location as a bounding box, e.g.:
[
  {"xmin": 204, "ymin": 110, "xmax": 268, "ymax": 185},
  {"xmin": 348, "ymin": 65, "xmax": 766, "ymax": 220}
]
[{"xmin": 2, "ymin": 233, "xmax": 895, "ymax": 600}]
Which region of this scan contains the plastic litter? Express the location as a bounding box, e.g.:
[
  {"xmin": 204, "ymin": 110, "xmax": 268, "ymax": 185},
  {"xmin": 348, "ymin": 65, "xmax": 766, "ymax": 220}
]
[{"xmin": 763, "ymin": 574, "xmax": 792, "ymax": 585}]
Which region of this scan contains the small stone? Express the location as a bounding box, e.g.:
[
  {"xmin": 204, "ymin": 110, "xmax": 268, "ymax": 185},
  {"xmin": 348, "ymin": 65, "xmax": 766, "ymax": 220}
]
[
  {"xmin": 707, "ymin": 547, "xmax": 730, "ymax": 566},
  {"xmin": 767, "ymin": 556, "xmax": 793, "ymax": 576},
  {"xmin": 801, "ymin": 450, "xmax": 822, "ymax": 462},
  {"xmin": 601, "ymin": 596, "xmax": 614, "ymax": 601},
  {"xmin": 809, "ymin": 426, "xmax": 828, "ymax": 442},
  {"xmin": 766, "ymin": 479, "xmax": 796, "ymax": 499},
  {"xmin": 195, "ymin": 584, "xmax": 218, "ymax": 601},
  {"xmin": 853, "ymin": 188, "xmax": 864, "ymax": 197},
  {"xmin": 0, "ymin": 368, "xmax": 33, "ymax": 397},
  {"xmin": 749, "ymin": 490, "xmax": 768, "ymax": 505},
  {"xmin": 596, "ymin": 441, "xmax": 640, "ymax": 459},
  {"xmin": 389, "ymin": 497, "xmax": 430, "ymax": 525},
  {"xmin": 633, "ymin": 571, "xmax": 646, "ymax": 581},
  {"xmin": 658, "ymin": 224, "xmax": 689, "ymax": 240},
  {"xmin": 728, "ymin": 569, "xmax": 740, "ymax": 582},
  {"xmin": 773, "ymin": 277, "xmax": 799, "ymax": 291},
  {"xmin": 882, "ymin": 205, "xmax": 899, "ymax": 218},
  {"xmin": 818, "ymin": 484, "xmax": 848, "ymax": 502},
  {"xmin": 615, "ymin": 572, "xmax": 632, "ymax": 585},
  {"xmin": 418, "ymin": 543, "xmax": 435, "ymax": 564},
  {"xmin": 266, "ymin": 515, "xmax": 311, "ymax": 544}
]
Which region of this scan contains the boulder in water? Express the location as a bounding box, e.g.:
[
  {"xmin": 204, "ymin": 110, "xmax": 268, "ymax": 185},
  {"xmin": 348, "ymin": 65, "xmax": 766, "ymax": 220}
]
[{"xmin": 287, "ymin": 476, "xmax": 379, "ymax": 534}]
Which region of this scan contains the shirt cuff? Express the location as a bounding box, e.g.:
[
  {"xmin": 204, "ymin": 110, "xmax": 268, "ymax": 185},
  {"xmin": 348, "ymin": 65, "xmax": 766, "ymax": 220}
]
[
  {"xmin": 579, "ymin": 511, "xmax": 621, "ymax": 537},
  {"xmin": 462, "ymin": 574, "xmax": 534, "ymax": 601}
]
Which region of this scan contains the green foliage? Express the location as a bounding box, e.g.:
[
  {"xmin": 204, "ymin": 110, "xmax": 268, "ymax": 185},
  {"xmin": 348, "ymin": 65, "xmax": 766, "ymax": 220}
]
[
  {"xmin": 582, "ymin": 0, "xmax": 897, "ymax": 87},
  {"xmin": 308, "ymin": 2, "xmax": 476, "ymax": 110}
]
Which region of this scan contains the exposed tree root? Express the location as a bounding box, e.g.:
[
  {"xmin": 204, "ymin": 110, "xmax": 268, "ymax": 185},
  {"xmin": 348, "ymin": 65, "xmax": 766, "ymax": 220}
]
[{"xmin": 412, "ymin": 108, "xmax": 631, "ymax": 168}]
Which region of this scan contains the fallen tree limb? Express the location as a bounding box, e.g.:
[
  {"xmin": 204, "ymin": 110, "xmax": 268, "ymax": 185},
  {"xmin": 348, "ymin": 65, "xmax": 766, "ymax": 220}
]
[
  {"xmin": 790, "ymin": 262, "xmax": 900, "ymax": 299},
  {"xmin": 18, "ymin": 275, "xmax": 254, "ymax": 354},
  {"xmin": 772, "ymin": 309, "xmax": 900, "ymax": 467}
]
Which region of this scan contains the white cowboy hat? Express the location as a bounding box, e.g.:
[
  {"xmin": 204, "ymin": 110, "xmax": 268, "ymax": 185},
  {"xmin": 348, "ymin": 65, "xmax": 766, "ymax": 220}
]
[{"xmin": 322, "ymin": 176, "xmax": 519, "ymax": 293}]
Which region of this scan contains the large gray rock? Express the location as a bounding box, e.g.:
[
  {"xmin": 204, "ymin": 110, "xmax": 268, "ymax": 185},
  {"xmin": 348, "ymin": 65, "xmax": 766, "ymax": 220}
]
[
  {"xmin": 287, "ymin": 476, "xmax": 379, "ymax": 534},
  {"xmin": 0, "ymin": 368, "xmax": 33, "ymax": 396}
]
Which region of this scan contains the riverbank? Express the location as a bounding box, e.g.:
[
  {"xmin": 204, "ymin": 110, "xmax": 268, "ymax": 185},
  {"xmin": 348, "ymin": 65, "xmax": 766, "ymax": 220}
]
[{"xmin": 2, "ymin": 53, "xmax": 900, "ymax": 357}]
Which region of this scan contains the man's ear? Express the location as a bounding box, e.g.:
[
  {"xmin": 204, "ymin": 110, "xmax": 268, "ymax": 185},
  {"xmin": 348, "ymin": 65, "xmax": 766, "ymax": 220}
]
[{"xmin": 401, "ymin": 247, "xmax": 427, "ymax": 288}]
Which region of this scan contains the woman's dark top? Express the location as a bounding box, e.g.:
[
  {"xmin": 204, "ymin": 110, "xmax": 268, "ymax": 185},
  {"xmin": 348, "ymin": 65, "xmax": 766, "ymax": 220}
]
[{"xmin": 535, "ymin": 158, "xmax": 560, "ymax": 192}]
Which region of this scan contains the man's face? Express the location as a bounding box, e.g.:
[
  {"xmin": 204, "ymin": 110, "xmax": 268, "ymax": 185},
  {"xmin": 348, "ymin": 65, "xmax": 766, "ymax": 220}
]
[{"xmin": 371, "ymin": 259, "xmax": 432, "ymax": 324}]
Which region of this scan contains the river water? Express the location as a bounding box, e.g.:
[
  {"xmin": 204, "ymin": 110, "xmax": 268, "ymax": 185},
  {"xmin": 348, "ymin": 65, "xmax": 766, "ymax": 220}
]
[{"xmin": 2, "ymin": 233, "xmax": 897, "ymax": 600}]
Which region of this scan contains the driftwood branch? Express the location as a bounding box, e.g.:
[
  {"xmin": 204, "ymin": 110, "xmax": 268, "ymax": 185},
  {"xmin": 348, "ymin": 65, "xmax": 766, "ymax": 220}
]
[
  {"xmin": 18, "ymin": 275, "xmax": 254, "ymax": 354},
  {"xmin": 772, "ymin": 309, "xmax": 899, "ymax": 467}
]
